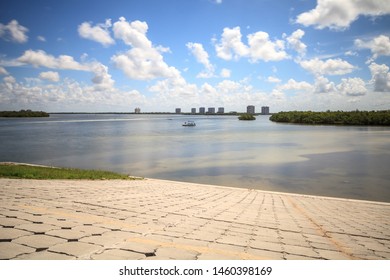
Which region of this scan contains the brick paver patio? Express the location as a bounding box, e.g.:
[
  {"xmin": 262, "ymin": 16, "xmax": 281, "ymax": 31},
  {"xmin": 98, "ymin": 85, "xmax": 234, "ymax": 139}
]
[{"xmin": 1, "ymin": 178, "xmax": 389, "ymax": 260}]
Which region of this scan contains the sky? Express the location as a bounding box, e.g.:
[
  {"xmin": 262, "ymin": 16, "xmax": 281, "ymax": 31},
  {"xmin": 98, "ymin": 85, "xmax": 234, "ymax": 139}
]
[{"xmin": 0, "ymin": 0, "xmax": 390, "ymax": 112}]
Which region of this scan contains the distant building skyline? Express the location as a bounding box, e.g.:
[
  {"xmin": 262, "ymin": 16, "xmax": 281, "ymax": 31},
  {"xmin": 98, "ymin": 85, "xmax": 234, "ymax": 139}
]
[
  {"xmin": 173, "ymin": 105, "xmax": 271, "ymax": 114},
  {"xmin": 207, "ymin": 107, "xmax": 215, "ymax": 114},
  {"xmin": 247, "ymin": 105, "xmax": 255, "ymax": 114},
  {"xmin": 261, "ymin": 106, "xmax": 270, "ymax": 115},
  {"xmin": 134, "ymin": 105, "xmax": 270, "ymax": 114}
]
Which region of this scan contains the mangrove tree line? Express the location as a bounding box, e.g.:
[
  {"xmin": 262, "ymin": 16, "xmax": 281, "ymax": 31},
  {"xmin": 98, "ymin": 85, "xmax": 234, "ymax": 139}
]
[
  {"xmin": 269, "ymin": 110, "xmax": 390, "ymax": 126},
  {"xmin": 0, "ymin": 110, "xmax": 49, "ymax": 117}
]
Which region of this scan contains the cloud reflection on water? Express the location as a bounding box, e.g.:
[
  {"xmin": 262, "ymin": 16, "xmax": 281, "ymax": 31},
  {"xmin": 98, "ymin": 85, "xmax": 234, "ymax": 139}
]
[{"xmin": 1, "ymin": 114, "xmax": 389, "ymax": 202}]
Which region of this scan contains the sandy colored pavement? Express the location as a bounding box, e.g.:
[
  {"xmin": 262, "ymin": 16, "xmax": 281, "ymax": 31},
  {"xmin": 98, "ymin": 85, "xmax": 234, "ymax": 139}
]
[{"xmin": 0, "ymin": 178, "xmax": 389, "ymax": 260}]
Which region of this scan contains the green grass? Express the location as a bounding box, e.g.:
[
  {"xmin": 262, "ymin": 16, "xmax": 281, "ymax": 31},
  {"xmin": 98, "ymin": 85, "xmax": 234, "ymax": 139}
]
[{"xmin": 0, "ymin": 164, "xmax": 139, "ymax": 180}]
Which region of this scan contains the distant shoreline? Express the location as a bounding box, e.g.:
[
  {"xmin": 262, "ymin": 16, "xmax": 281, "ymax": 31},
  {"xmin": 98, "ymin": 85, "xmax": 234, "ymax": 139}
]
[
  {"xmin": 270, "ymin": 110, "xmax": 390, "ymax": 126},
  {"xmin": 49, "ymin": 112, "xmax": 273, "ymax": 116},
  {"xmin": 0, "ymin": 110, "xmax": 49, "ymax": 118}
]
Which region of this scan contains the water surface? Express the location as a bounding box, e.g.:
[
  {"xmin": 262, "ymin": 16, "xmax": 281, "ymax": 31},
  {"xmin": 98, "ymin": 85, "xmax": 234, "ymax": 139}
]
[{"xmin": 1, "ymin": 114, "xmax": 389, "ymax": 202}]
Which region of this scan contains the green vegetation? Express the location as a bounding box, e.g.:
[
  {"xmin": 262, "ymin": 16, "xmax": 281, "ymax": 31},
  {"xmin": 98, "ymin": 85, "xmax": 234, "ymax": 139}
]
[
  {"xmin": 238, "ymin": 113, "xmax": 256, "ymax": 121},
  {"xmin": 0, "ymin": 164, "xmax": 139, "ymax": 180},
  {"xmin": 269, "ymin": 110, "xmax": 390, "ymax": 126},
  {"xmin": 0, "ymin": 110, "xmax": 49, "ymax": 117}
]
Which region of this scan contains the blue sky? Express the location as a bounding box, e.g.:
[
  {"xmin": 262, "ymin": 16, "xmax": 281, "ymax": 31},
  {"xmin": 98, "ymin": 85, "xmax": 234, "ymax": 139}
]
[{"xmin": 0, "ymin": 0, "xmax": 390, "ymax": 112}]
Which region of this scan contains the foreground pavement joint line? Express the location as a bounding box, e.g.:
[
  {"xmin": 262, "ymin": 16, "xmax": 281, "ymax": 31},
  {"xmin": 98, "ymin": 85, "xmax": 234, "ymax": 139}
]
[
  {"xmin": 124, "ymin": 237, "xmax": 267, "ymax": 260},
  {"xmin": 1, "ymin": 178, "xmax": 389, "ymax": 260},
  {"xmin": 285, "ymin": 196, "xmax": 356, "ymax": 260}
]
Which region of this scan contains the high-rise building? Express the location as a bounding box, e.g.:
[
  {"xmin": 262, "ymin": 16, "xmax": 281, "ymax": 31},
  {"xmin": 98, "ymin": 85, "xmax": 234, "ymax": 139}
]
[
  {"xmin": 208, "ymin": 107, "xmax": 215, "ymax": 114},
  {"xmin": 191, "ymin": 108, "xmax": 196, "ymax": 114},
  {"xmin": 261, "ymin": 106, "xmax": 270, "ymax": 115},
  {"xmin": 247, "ymin": 105, "xmax": 255, "ymax": 114},
  {"xmin": 218, "ymin": 107, "xmax": 224, "ymax": 114},
  {"xmin": 199, "ymin": 107, "xmax": 205, "ymax": 114},
  {"xmin": 175, "ymin": 108, "xmax": 181, "ymax": 114},
  {"xmin": 134, "ymin": 107, "xmax": 141, "ymax": 114}
]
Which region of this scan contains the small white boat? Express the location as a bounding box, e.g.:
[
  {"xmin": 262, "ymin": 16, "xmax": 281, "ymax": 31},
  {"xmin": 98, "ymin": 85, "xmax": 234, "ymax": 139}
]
[{"xmin": 182, "ymin": 121, "xmax": 196, "ymax": 127}]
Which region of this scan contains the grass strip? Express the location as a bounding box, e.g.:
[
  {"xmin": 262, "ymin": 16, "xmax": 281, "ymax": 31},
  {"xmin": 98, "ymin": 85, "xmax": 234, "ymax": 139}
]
[{"xmin": 0, "ymin": 164, "xmax": 139, "ymax": 180}]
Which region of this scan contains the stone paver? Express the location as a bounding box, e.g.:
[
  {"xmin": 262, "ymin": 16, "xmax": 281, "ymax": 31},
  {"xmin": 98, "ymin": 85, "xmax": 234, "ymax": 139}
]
[
  {"xmin": 46, "ymin": 229, "xmax": 91, "ymax": 241},
  {"xmin": 91, "ymin": 249, "xmax": 145, "ymax": 260},
  {"xmin": 0, "ymin": 242, "xmax": 35, "ymax": 259},
  {"xmin": 13, "ymin": 234, "xmax": 66, "ymax": 249},
  {"xmin": 0, "ymin": 217, "xmax": 27, "ymax": 227},
  {"xmin": 15, "ymin": 223, "xmax": 59, "ymax": 234},
  {"xmin": 249, "ymin": 240, "xmax": 284, "ymax": 252},
  {"xmin": 115, "ymin": 240, "xmax": 158, "ymax": 255},
  {"xmin": 15, "ymin": 251, "xmax": 76, "ymax": 260},
  {"xmin": 0, "ymin": 227, "xmax": 32, "ymax": 241},
  {"xmin": 79, "ymin": 235, "xmax": 123, "ymax": 247},
  {"xmin": 48, "ymin": 242, "xmax": 102, "ymax": 257},
  {"xmin": 73, "ymin": 225, "xmax": 110, "ymax": 235},
  {"xmin": 154, "ymin": 247, "xmax": 199, "ymax": 260},
  {"xmin": 1, "ymin": 178, "xmax": 389, "ymax": 260}
]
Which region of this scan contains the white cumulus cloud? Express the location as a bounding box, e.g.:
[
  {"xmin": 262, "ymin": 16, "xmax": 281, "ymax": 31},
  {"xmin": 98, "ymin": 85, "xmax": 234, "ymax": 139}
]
[
  {"xmin": 220, "ymin": 68, "xmax": 231, "ymax": 78},
  {"xmin": 3, "ymin": 75, "xmax": 16, "ymax": 84},
  {"xmin": 267, "ymin": 76, "xmax": 281, "ymax": 83},
  {"xmin": 113, "ymin": 17, "xmax": 151, "ymax": 48},
  {"xmin": 344, "ymin": 50, "xmax": 358, "ymax": 56},
  {"xmin": 186, "ymin": 42, "xmax": 215, "ymax": 78},
  {"xmin": 78, "ymin": 19, "xmax": 114, "ymax": 47},
  {"xmin": 18, "ymin": 49, "xmax": 88, "ymax": 70},
  {"xmin": 337, "ymin": 77, "xmax": 367, "ymax": 96},
  {"xmin": 247, "ymin": 31, "xmax": 287, "ymax": 62},
  {"xmin": 215, "ymin": 27, "xmax": 289, "ymax": 62},
  {"xmin": 215, "ymin": 27, "xmax": 249, "ymax": 60},
  {"xmin": 148, "ymin": 74, "xmax": 198, "ymax": 102},
  {"xmin": 285, "ymin": 29, "xmax": 307, "ymax": 56},
  {"xmin": 0, "ymin": 66, "xmax": 9, "ymax": 75},
  {"xmin": 314, "ymin": 76, "xmax": 336, "ymax": 93},
  {"xmin": 217, "ymin": 80, "xmax": 242, "ymax": 94},
  {"xmin": 369, "ymin": 62, "xmax": 390, "ymax": 92},
  {"xmin": 111, "ymin": 17, "xmax": 178, "ymax": 80},
  {"xmin": 277, "ymin": 79, "xmax": 313, "ymax": 91},
  {"xmin": 0, "ymin": 20, "xmax": 28, "ymax": 43},
  {"xmin": 296, "ymin": 0, "xmax": 390, "ymax": 30},
  {"xmin": 39, "ymin": 71, "xmax": 60, "ymax": 82},
  {"xmin": 17, "ymin": 49, "xmax": 114, "ymax": 90},
  {"xmin": 355, "ymin": 35, "xmax": 390, "ymax": 60},
  {"xmin": 0, "ymin": 76, "xmax": 146, "ymax": 112},
  {"xmin": 300, "ymin": 58, "xmax": 355, "ymax": 76},
  {"xmin": 2, "ymin": 75, "xmax": 16, "ymax": 91},
  {"xmin": 89, "ymin": 62, "xmax": 114, "ymax": 90}
]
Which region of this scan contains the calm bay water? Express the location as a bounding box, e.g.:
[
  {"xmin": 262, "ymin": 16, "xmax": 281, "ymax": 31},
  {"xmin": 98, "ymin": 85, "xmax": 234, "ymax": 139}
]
[{"xmin": 1, "ymin": 114, "xmax": 390, "ymax": 202}]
